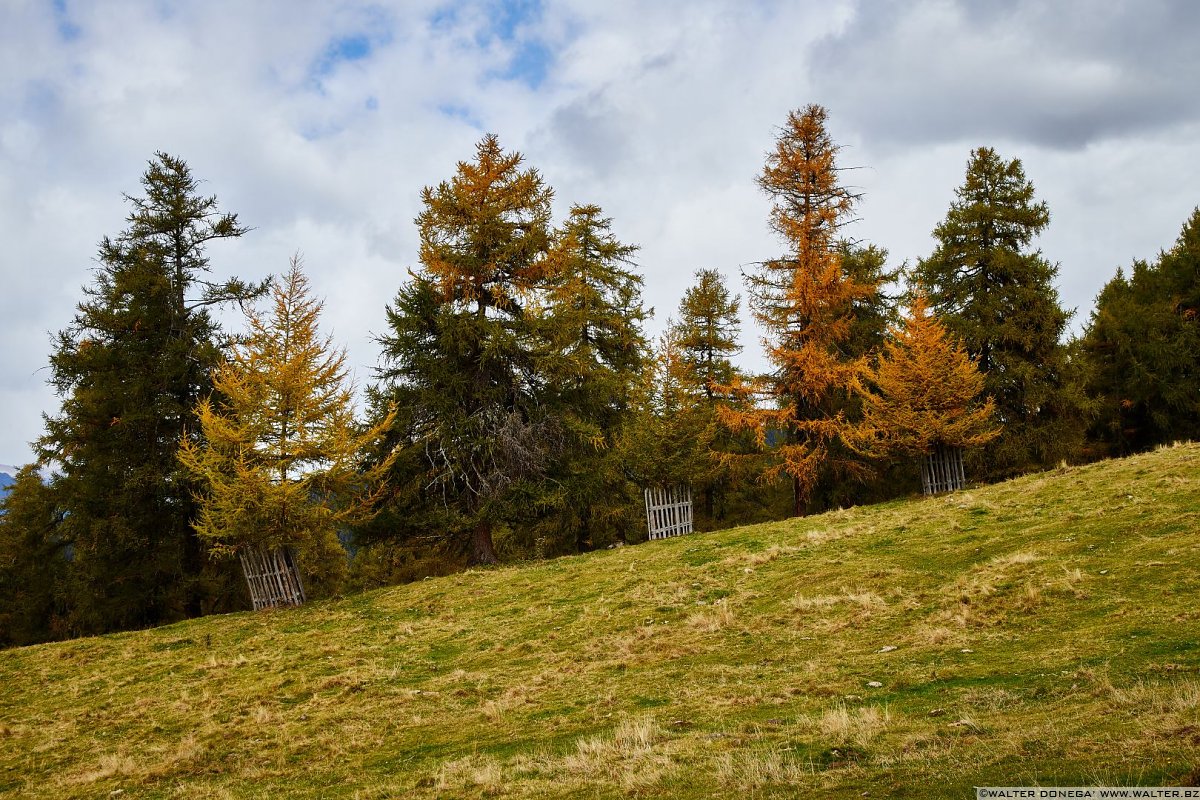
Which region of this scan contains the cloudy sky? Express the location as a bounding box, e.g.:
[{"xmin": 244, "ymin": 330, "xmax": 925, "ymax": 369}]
[{"xmin": 2, "ymin": 0, "xmax": 1198, "ymax": 466}]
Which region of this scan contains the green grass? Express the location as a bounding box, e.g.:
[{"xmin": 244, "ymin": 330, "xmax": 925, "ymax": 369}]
[{"xmin": 2, "ymin": 444, "xmax": 1199, "ymax": 798}]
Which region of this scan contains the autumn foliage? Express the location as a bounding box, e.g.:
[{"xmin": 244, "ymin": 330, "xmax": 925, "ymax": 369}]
[
  {"xmin": 852, "ymin": 292, "xmax": 1000, "ymax": 458},
  {"xmin": 720, "ymin": 105, "xmax": 880, "ymax": 516},
  {"xmin": 178, "ymin": 260, "xmax": 395, "ymax": 595},
  {"xmin": 11, "ymin": 106, "xmax": 1199, "ymax": 644}
]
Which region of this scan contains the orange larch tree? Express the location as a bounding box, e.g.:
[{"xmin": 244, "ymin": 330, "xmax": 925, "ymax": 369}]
[
  {"xmin": 852, "ymin": 291, "xmax": 1001, "ymax": 492},
  {"xmin": 720, "ymin": 104, "xmax": 880, "ymax": 516}
]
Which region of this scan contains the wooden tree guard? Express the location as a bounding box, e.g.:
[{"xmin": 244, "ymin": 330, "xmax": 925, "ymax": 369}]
[
  {"xmin": 921, "ymin": 443, "xmax": 966, "ymax": 495},
  {"xmin": 644, "ymin": 485, "xmax": 694, "ymax": 540},
  {"xmin": 239, "ymin": 546, "xmax": 306, "ymax": 610}
]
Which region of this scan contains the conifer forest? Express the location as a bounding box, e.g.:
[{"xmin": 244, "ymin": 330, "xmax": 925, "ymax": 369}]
[{"xmin": 2, "ymin": 103, "xmax": 1199, "ymax": 648}]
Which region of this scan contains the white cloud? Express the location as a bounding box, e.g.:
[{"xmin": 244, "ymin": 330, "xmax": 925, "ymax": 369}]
[{"xmin": 1, "ymin": 0, "xmax": 1196, "ymax": 464}]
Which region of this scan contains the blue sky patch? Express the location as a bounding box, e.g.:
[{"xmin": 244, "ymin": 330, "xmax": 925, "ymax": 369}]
[
  {"xmin": 334, "ymin": 34, "xmax": 372, "ymax": 62},
  {"xmin": 437, "ymin": 103, "xmax": 484, "ymax": 130},
  {"xmin": 429, "ymin": 4, "xmax": 459, "ymax": 31},
  {"xmin": 486, "ymin": 0, "xmax": 552, "ymax": 89},
  {"xmin": 488, "ymin": 0, "xmax": 542, "ymax": 42},
  {"xmin": 429, "ymin": 0, "xmax": 552, "ymax": 89},
  {"xmin": 308, "ymin": 4, "xmax": 396, "ymax": 87},
  {"xmin": 312, "ymin": 34, "xmax": 375, "ymax": 80},
  {"xmin": 51, "ymin": 0, "xmax": 81, "ymax": 41},
  {"xmin": 497, "ymin": 39, "xmax": 551, "ymax": 89}
]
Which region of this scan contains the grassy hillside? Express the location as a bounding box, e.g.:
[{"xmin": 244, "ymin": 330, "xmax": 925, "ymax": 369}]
[{"xmin": 1, "ymin": 445, "xmax": 1198, "ymax": 798}]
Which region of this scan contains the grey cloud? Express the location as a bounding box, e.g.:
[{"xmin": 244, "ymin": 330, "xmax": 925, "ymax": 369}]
[
  {"xmin": 3, "ymin": 0, "xmax": 1198, "ymax": 466},
  {"xmin": 810, "ymin": 0, "xmax": 1200, "ymax": 149},
  {"xmin": 534, "ymin": 88, "xmax": 633, "ymax": 181}
]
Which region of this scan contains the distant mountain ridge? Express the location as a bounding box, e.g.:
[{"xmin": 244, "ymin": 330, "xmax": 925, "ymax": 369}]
[{"xmin": 0, "ymin": 464, "xmax": 19, "ymax": 501}]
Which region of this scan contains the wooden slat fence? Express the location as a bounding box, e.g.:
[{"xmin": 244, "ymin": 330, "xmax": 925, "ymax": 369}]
[
  {"xmin": 644, "ymin": 485, "xmax": 693, "ymax": 540},
  {"xmin": 921, "ymin": 443, "xmax": 966, "ymax": 495},
  {"xmin": 239, "ymin": 546, "xmax": 307, "ymax": 610}
]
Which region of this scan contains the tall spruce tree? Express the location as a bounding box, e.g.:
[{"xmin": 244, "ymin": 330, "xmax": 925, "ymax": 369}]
[
  {"xmin": 913, "ymin": 147, "xmax": 1082, "ymax": 476},
  {"xmin": 1082, "ymin": 208, "xmax": 1200, "ymax": 453},
  {"xmin": 673, "ymin": 269, "xmax": 741, "ymax": 401},
  {"xmin": 372, "ymin": 134, "xmax": 556, "ymax": 565},
  {"xmin": 667, "ymin": 269, "xmax": 752, "ymax": 520},
  {"xmin": 537, "ymin": 204, "xmax": 649, "ymax": 552},
  {"xmin": 720, "ymin": 105, "xmax": 880, "ymax": 516},
  {"xmin": 178, "ymin": 260, "xmax": 395, "ymax": 601},
  {"xmin": 36, "ymin": 153, "xmax": 264, "ymax": 634}
]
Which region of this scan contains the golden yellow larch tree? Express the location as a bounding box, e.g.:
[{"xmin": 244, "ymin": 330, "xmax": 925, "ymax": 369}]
[
  {"xmin": 178, "ymin": 257, "xmax": 394, "ymax": 607},
  {"xmin": 852, "ymin": 291, "xmax": 1001, "ymax": 493},
  {"xmin": 720, "ymin": 104, "xmax": 880, "ymax": 516}
]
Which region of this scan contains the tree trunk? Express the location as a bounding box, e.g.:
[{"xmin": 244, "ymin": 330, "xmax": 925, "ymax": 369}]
[
  {"xmin": 470, "ymin": 521, "xmax": 499, "ymax": 565},
  {"xmin": 575, "ymin": 511, "xmax": 591, "ymax": 553},
  {"xmin": 792, "ymin": 475, "xmax": 805, "ymax": 517},
  {"xmin": 181, "ymin": 526, "xmax": 205, "ymax": 617}
]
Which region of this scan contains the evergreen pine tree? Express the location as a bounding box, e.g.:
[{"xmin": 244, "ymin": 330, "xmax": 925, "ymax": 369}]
[
  {"xmin": 673, "ymin": 269, "xmax": 741, "ymax": 400},
  {"xmin": 371, "ymin": 135, "xmax": 556, "ymax": 565},
  {"xmin": 720, "ymin": 105, "xmax": 880, "ymax": 516},
  {"xmin": 37, "ymin": 153, "xmax": 264, "ymax": 634},
  {"xmin": 666, "ymin": 269, "xmax": 752, "ymax": 520},
  {"xmin": 1082, "ymin": 208, "xmax": 1200, "ymax": 452},
  {"xmin": 178, "ymin": 260, "xmax": 394, "ymax": 601},
  {"xmin": 537, "ymin": 204, "xmax": 649, "ymax": 552},
  {"xmin": 913, "ymin": 147, "xmax": 1083, "ymax": 476},
  {"xmin": 0, "ymin": 467, "xmax": 68, "ymax": 646}
]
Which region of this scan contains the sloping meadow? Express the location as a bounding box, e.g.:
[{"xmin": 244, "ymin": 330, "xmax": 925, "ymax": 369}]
[{"xmin": 1, "ymin": 445, "xmax": 1198, "ymax": 797}]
